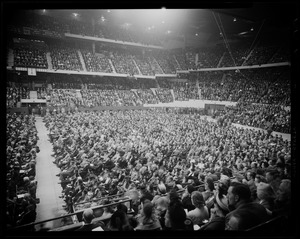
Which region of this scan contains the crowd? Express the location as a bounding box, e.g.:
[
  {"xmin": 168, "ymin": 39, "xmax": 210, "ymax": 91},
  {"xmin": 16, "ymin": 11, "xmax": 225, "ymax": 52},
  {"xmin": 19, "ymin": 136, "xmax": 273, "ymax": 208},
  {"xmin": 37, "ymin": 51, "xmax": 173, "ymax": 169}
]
[
  {"xmin": 6, "ymin": 114, "xmax": 40, "ymax": 229},
  {"xmin": 244, "ymin": 46, "xmax": 279, "ymax": 66},
  {"xmin": 40, "ymin": 108, "xmax": 291, "ymax": 231},
  {"xmin": 155, "ymin": 88, "xmax": 174, "ymax": 103},
  {"xmin": 47, "ymin": 89, "xmax": 82, "ymax": 108},
  {"xmin": 8, "ymin": 64, "xmax": 291, "ymax": 133},
  {"xmin": 216, "ymin": 102, "xmax": 291, "ymax": 134},
  {"xmin": 10, "ymin": 38, "xmax": 290, "ymax": 80},
  {"xmin": 6, "ymin": 86, "xmax": 30, "ymax": 108},
  {"xmin": 154, "ymin": 52, "xmax": 177, "ymax": 74},
  {"xmin": 197, "ymin": 47, "xmax": 223, "ymax": 68},
  {"xmin": 13, "ymin": 47, "xmax": 48, "ymax": 69},
  {"xmin": 132, "ymin": 54, "xmax": 155, "ymax": 76},
  {"xmin": 172, "ymin": 81, "xmax": 200, "ymax": 101},
  {"xmin": 81, "ymin": 50, "xmax": 113, "ymax": 73},
  {"xmin": 136, "ymin": 89, "xmax": 159, "ymax": 104},
  {"xmin": 110, "ymin": 51, "xmax": 140, "ymax": 76},
  {"xmin": 49, "ymin": 44, "xmax": 83, "ymax": 71},
  {"xmin": 197, "ymin": 67, "xmax": 290, "ymax": 106}
]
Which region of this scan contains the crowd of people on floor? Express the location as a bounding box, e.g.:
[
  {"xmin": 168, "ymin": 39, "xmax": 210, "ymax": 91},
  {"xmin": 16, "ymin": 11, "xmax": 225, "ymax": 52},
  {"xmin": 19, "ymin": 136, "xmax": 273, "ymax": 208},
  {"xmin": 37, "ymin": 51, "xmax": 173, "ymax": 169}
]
[
  {"xmin": 39, "ymin": 108, "xmax": 292, "ymax": 232},
  {"xmin": 6, "ymin": 114, "xmax": 40, "ymax": 229}
]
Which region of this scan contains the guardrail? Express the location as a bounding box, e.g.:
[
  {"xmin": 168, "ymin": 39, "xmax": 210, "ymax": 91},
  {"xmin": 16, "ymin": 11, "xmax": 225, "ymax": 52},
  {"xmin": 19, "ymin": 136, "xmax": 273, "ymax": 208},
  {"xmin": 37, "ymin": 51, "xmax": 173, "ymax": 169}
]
[
  {"xmin": 7, "ymin": 180, "xmax": 218, "ymax": 232},
  {"xmin": 7, "ymin": 197, "xmax": 132, "ymax": 232}
]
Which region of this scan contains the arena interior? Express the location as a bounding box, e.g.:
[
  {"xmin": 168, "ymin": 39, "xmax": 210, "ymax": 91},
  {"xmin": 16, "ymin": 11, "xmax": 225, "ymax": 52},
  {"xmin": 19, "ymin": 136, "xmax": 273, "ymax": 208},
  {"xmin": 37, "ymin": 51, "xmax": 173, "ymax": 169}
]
[{"xmin": 4, "ymin": 4, "xmax": 297, "ymax": 235}]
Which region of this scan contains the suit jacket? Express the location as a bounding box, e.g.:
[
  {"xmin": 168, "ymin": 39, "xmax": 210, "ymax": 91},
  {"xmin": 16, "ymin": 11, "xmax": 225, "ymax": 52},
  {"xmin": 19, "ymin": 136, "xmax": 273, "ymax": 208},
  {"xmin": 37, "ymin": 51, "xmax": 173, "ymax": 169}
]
[
  {"xmin": 75, "ymin": 221, "xmax": 104, "ymax": 231},
  {"xmin": 200, "ymin": 215, "xmax": 225, "ymax": 231},
  {"xmin": 225, "ymin": 202, "xmax": 270, "ymax": 230}
]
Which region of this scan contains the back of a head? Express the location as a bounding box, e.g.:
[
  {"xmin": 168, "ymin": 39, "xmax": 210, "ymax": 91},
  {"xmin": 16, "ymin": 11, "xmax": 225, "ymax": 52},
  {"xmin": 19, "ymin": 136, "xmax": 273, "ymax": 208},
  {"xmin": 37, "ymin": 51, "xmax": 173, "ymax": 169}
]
[
  {"xmin": 231, "ymin": 182, "xmax": 251, "ymax": 202},
  {"xmin": 256, "ymin": 182, "xmax": 276, "ymax": 201},
  {"xmin": 218, "ymin": 180, "xmax": 230, "ymax": 197},
  {"xmin": 110, "ymin": 210, "xmax": 126, "ymax": 230},
  {"xmin": 191, "ymin": 191, "xmax": 205, "ymax": 208},
  {"xmin": 187, "ymin": 185, "xmax": 196, "ymax": 195},
  {"xmin": 169, "ymin": 188, "xmax": 180, "ymax": 204},
  {"xmin": 266, "ymin": 169, "xmax": 279, "ymax": 180},
  {"xmin": 83, "ymin": 208, "xmax": 94, "ymax": 224},
  {"xmin": 277, "ymin": 179, "xmax": 291, "ymax": 202},
  {"xmin": 117, "ymin": 203, "xmax": 128, "ymax": 214},
  {"xmin": 205, "ymin": 177, "xmax": 215, "ymax": 191},
  {"xmin": 157, "ymin": 183, "xmax": 167, "ymax": 194},
  {"xmin": 143, "ymin": 202, "xmax": 154, "ymax": 218}
]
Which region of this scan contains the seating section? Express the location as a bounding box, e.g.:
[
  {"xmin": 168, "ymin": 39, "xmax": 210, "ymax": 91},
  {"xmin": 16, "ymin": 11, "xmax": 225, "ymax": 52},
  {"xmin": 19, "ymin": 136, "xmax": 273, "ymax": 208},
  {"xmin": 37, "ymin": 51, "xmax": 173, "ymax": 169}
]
[
  {"xmin": 14, "ymin": 46, "xmax": 48, "ymax": 69},
  {"xmin": 81, "ymin": 50, "xmax": 113, "ymax": 73},
  {"xmin": 6, "ymin": 114, "xmax": 40, "ymax": 228},
  {"xmin": 49, "ymin": 44, "xmax": 83, "ymax": 71}
]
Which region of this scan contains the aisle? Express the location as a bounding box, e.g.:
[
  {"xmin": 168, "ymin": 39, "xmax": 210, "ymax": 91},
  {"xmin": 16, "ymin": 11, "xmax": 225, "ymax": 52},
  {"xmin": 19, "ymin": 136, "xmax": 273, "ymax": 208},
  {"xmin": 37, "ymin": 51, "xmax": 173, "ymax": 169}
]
[{"xmin": 34, "ymin": 116, "xmax": 66, "ymax": 230}]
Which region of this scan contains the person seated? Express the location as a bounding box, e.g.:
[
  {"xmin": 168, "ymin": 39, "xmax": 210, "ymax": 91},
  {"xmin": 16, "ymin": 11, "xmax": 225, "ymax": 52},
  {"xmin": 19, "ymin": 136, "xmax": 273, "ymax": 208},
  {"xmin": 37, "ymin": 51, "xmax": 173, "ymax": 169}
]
[
  {"xmin": 135, "ymin": 201, "xmax": 162, "ymax": 230},
  {"xmin": 200, "ymin": 191, "xmax": 229, "ymax": 230},
  {"xmin": 107, "ymin": 208, "xmax": 134, "ymax": 231},
  {"xmin": 186, "ymin": 191, "xmax": 209, "ymax": 226},
  {"xmin": 165, "ymin": 195, "xmax": 194, "ymax": 231},
  {"xmin": 256, "ymin": 182, "xmax": 276, "ymax": 212},
  {"xmin": 225, "ymin": 182, "xmax": 270, "ymax": 231},
  {"xmin": 182, "ymin": 185, "xmax": 196, "ymax": 212},
  {"xmin": 265, "ymin": 169, "xmax": 282, "ymax": 194},
  {"xmin": 225, "ymin": 208, "xmax": 261, "ymax": 230},
  {"xmin": 272, "ymin": 179, "xmax": 291, "ymax": 218},
  {"xmin": 153, "ymin": 196, "xmax": 169, "ymax": 230},
  {"xmin": 75, "ymin": 208, "xmax": 105, "ymax": 231},
  {"xmin": 202, "ymin": 176, "xmax": 215, "ymax": 210}
]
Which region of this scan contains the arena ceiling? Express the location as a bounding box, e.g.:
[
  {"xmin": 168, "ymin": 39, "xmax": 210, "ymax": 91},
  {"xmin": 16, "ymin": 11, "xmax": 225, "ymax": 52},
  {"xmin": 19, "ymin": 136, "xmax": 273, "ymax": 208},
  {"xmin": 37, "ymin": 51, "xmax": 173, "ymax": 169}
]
[{"xmin": 38, "ymin": 2, "xmax": 296, "ymax": 40}]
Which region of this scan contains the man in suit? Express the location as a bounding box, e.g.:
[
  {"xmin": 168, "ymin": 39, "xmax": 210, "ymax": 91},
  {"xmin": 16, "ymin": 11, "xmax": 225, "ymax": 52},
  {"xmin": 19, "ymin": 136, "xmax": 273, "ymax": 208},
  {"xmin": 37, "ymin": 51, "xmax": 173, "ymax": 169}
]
[{"xmin": 225, "ymin": 182, "xmax": 270, "ymax": 230}]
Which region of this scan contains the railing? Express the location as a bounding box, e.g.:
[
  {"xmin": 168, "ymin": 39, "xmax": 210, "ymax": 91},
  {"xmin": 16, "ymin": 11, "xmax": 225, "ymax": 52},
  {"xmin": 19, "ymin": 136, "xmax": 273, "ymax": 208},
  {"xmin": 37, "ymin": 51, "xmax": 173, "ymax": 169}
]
[
  {"xmin": 7, "ymin": 197, "xmax": 132, "ymax": 232},
  {"xmin": 6, "ymin": 180, "xmax": 214, "ymax": 232}
]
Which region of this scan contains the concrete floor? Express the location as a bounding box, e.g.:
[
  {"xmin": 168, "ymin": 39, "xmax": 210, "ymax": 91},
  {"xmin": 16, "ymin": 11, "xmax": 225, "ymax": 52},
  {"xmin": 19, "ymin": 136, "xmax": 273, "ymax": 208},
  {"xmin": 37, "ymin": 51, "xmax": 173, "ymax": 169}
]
[{"xmin": 34, "ymin": 116, "xmax": 66, "ymax": 230}]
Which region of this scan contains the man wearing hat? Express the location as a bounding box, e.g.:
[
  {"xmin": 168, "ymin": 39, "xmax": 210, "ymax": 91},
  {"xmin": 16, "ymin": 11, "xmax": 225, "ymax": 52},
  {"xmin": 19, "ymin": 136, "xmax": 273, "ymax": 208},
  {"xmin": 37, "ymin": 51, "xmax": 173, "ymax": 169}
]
[
  {"xmin": 200, "ymin": 192, "xmax": 229, "ymax": 230},
  {"xmin": 75, "ymin": 208, "xmax": 105, "ymax": 231}
]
